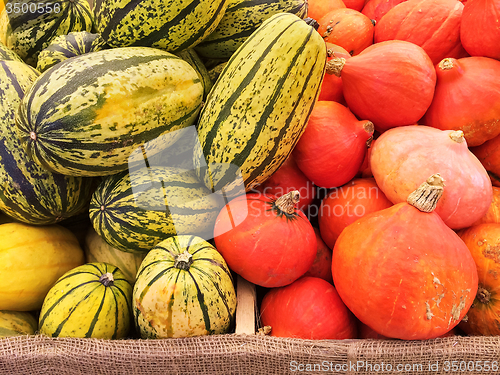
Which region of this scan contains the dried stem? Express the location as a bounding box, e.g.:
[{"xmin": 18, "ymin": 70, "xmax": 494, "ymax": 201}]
[
  {"xmin": 275, "ymin": 190, "xmax": 300, "ymax": 215},
  {"xmin": 407, "ymin": 174, "xmax": 445, "ymax": 212}
]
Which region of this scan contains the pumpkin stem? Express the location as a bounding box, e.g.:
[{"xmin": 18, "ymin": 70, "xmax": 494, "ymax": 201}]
[
  {"xmin": 174, "ymin": 250, "xmax": 193, "ymax": 271},
  {"xmin": 99, "ymin": 272, "xmax": 115, "ymax": 287},
  {"xmin": 449, "ymin": 130, "xmax": 465, "ymax": 143},
  {"xmin": 407, "ymin": 174, "xmax": 445, "ymax": 213},
  {"xmin": 304, "ymin": 17, "xmax": 320, "ymax": 30},
  {"xmin": 477, "ymin": 287, "xmax": 491, "ymax": 304},
  {"xmin": 325, "ymin": 57, "xmax": 345, "ymax": 77},
  {"xmin": 438, "ymin": 58, "xmax": 455, "ymax": 71},
  {"xmin": 274, "ymin": 190, "xmax": 300, "ymax": 215}
]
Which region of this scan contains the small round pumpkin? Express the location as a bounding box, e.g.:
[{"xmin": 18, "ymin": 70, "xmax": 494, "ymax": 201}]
[
  {"xmin": 214, "ymin": 191, "xmax": 317, "ymax": 288},
  {"xmin": 332, "ymin": 174, "xmax": 478, "ymax": 340},
  {"xmin": 260, "ymin": 276, "xmax": 357, "ymax": 339},
  {"xmin": 133, "ymin": 235, "xmax": 236, "ymax": 338},
  {"xmin": 458, "ymin": 224, "xmax": 500, "ymax": 336}
]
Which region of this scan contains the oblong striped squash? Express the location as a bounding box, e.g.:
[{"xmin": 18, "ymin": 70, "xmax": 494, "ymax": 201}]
[
  {"xmin": 0, "ymin": 60, "xmax": 93, "ymax": 224},
  {"xmin": 94, "ymin": 0, "xmax": 229, "ymax": 52},
  {"xmin": 193, "ymin": 13, "xmax": 326, "ymax": 199},
  {"xmin": 175, "ymin": 48, "xmax": 213, "ymax": 100},
  {"xmin": 0, "ymin": 311, "xmax": 37, "ymax": 337},
  {"xmin": 89, "ymin": 166, "xmax": 224, "ymax": 253},
  {"xmin": 194, "ymin": 0, "xmax": 308, "ymax": 59},
  {"xmin": 84, "ymin": 227, "xmax": 146, "ymax": 285},
  {"xmin": 0, "ymin": 40, "xmax": 22, "ymax": 61},
  {"xmin": 0, "ymin": 222, "xmax": 85, "ymax": 311},
  {"xmin": 36, "ymin": 31, "xmax": 109, "ymax": 72},
  {"xmin": 16, "ymin": 47, "xmax": 204, "ymax": 177},
  {"xmin": 0, "ymin": 0, "xmax": 94, "ymax": 66},
  {"xmin": 133, "ymin": 235, "xmax": 236, "ymax": 338},
  {"xmin": 39, "ymin": 262, "xmax": 132, "ymax": 339}
]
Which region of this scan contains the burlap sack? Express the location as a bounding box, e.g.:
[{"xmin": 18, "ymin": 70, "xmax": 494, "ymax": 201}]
[{"xmin": 1, "ymin": 334, "xmax": 499, "ymax": 375}]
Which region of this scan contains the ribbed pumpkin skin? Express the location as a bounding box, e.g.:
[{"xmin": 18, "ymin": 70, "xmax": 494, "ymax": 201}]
[
  {"xmin": 194, "ymin": 13, "xmax": 326, "ymax": 199},
  {"xmin": 16, "ymin": 47, "xmax": 203, "ymax": 177},
  {"xmin": 133, "ymin": 235, "xmax": 236, "ymax": 338},
  {"xmin": 0, "ymin": 0, "xmax": 94, "ymax": 66},
  {"xmin": 39, "ymin": 262, "xmax": 132, "ymax": 339},
  {"xmin": 89, "ymin": 167, "xmax": 224, "ymax": 253},
  {"xmin": 194, "ymin": 0, "xmax": 307, "ymax": 59},
  {"xmin": 0, "ymin": 60, "xmax": 92, "ymax": 224},
  {"xmin": 84, "ymin": 228, "xmax": 147, "ymax": 285},
  {"xmin": 94, "ymin": 0, "xmax": 229, "ymax": 52},
  {"xmin": 0, "ymin": 311, "xmax": 37, "ymax": 337},
  {"xmin": 36, "ymin": 31, "xmax": 109, "ymax": 72},
  {"xmin": 0, "ymin": 223, "xmax": 85, "ymax": 311}
]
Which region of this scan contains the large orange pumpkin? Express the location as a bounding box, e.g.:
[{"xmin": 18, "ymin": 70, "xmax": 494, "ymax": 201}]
[
  {"xmin": 458, "ymin": 224, "xmax": 500, "ymax": 336},
  {"xmin": 332, "ymin": 174, "xmax": 478, "ymax": 340}
]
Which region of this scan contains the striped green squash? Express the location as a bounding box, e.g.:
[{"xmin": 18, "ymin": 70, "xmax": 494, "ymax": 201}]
[
  {"xmin": 84, "ymin": 227, "xmax": 146, "ymax": 284},
  {"xmin": 0, "ymin": 0, "xmax": 94, "ymax": 66},
  {"xmin": 89, "ymin": 166, "xmax": 224, "ymax": 253},
  {"xmin": 0, "ymin": 60, "xmax": 92, "ymax": 224},
  {"xmin": 133, "ymin": 235, "xmax": 236, "ymax": 338},
  {"xmin": 195, "ymin": 0, "xmax": 307, "ymax": 59},
  {"xmin": 94, "ymin": 0, "xmax": 229, "ymax": 52},
  {"xmin": 0, "ymin": 311, "xmax": 37, "ymax": 337},
  {"xmin": 175, "ymin": 48, "xmax": 213, "ymax": 99},
  {"xmin": 16, "ymin": 46, "xmax": 204, "ymax": 177},
  {"xmin": 0, "ymin": 40, "xmax": 22, "ymax": 61},
  {"xmin": 38, "ymin": 262, "xmax": 132, "ymax": 339},
  {"xmin": 36, "ymin": 31, "xmax": 109, "ymax": 72},
  {"xmin": 193, "ymin": 13, "xmax": 326, "ymax": 199}
]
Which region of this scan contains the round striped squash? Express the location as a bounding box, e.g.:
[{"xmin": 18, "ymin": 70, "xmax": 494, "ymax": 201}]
[
  {"xmin": 89, "ymin": 166, "xmax": 224, "ymax": 253},
  {"xmin": 133, "ymin": 235, "xmax": 236, "ymax": 338},
  {"xmin": 16, "ymin": 46, "xmax": 203, "ymax": 177},
  {"xmin": 0, "ymin": 222, "xmax": 85, "ymax": 311},
  {"xmin": 194, "ymin": 0, "xmax": 308, "ymax": 59},
  {"xmin": 0, "ymin": 59, "xmax": 93, "ymax": 224},
  {"xmin": 94, "ymin": 0, "xmax": 229, "ymax": 52},
  {"xmin": 39, "ymin": 262, "xmax": 132, "ymax": 339},
  {"xmin": 84, "ymin": 227, "xmax": 146, "ymax": 285},
  {"xmin": 0, "ymin": 311, "xmax": 37, "ymax": 337},
  {"xmin": 36, "ymin": 31, "xmax": 109, "ymax": 72},
  {"xmin": 0, "ymin": 0, "xmax": 94, "ymax": 66},
  {"xmin": 193, "ymin": 13, "xmax": 326, "ymax": 199}
]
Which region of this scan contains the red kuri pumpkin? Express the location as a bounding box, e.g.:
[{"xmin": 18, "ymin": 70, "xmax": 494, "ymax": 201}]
[
  {"xmin": 332, "ymin": 175, "xmax": 478, "ymax": 340},
  {"xmin": 260, "ymin": 276, "xmax": 357, "ymax": 339},
  {"xmin": 317, "ymin": 8, "xmax": 374, "ymax": 56},
  {"xmin": 318, "ymin": 43, "xmax": 350, "ymax": 103},
  {"xmin": 343, "ymin": 0, "xmax": 367, "ymax": 10},
  {"xmin": 471, "ymin": 187, "xmax": 500, "ymax": 226},
  {"xmin": 302, "ymin": 228, "xmax": 333, "ymax": 283},
  {"xmin": 307, "ymin": 0, "xmax": 346, "ymax": 23},
  {"xmin": 292, "ymin": 101, "xmax": 374, "ymax": 189},
  {"xmin": 361, "ymin": 0, "xmax": 408, "ymax": 23},
  {"xmin": 423, "ymin": 57, "xmax": 500, "ymax": 147},
  {"xmin": 213, "ymin": 191, "xmax": 317, "ymax": 288},
  {"xmin": 460, "ymin": 0, "xmax": 500, "ymax": 60},
  {"xmin": 326, "ymin": 40, "xmax": 436, "ymax": 133},
  {"xmin": 357, "ymin": 138, "xmax": 376, "ymax": 178},
  {"xmin": 370, "ymin": 126, "xmax": 493, "ymax": 229},
  {"xmin": 470, "ymin": 132, "xmax": 500, "ymax": 187},
  {"xmin": 318, "ymin": 177, "xmax": 393, "ymax": 249},
  {"xmin": 458, "ymin": 223, "xmax": 500, "ymax": 336},
  {"xmin": 374, "ymin": 0, "xmax": 465, "ymax": 65}
]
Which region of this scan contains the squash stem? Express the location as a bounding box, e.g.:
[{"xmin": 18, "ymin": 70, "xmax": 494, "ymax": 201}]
[
  {"xmin": 174, "ymin": 250, "xmax": 193, "ymax": 271},
  {"xmin": 407, "ymin": 174, "xmax": 445, "ymax": 213},
  {"xmin": 99, "ymin": 272, "xmax": 115, "ymax": 287},
  {"xmin": 477, "ymin": 287, "xmax": 491, "ymax": 304},
  {"xmin": 274, "ymin": 190, "xmax": 300, "ymax": 215},
  {"xmin": 325, "ymin": 57, "xmax": 346, "ymax": 77}
]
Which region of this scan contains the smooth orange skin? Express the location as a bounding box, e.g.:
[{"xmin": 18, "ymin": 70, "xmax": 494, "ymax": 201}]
[
  {"xmin": 318, "ymin": 8, "xmax": 374, "ymax": 56},
  {"xmin": 318, "ymin": 177, "xmax": 393, "ymax": 249},
  {"xmin": 332, "ymin": 202, "xmax": 478, "ymax": 340},
  {"xmin": 361, "ymin": 0, "xmax": 408, "ymax": 23},
  {"xmin": 260, "ymin": 276, "xmax": 357, "ymax": 339},
  {"xmin": 292, "ymin": 102, "xmax": 373, "ymax": 189},
  {"xmin": 339, "ymin": 40, "xmax": 436, "ymax": 132},
  {"xmin": 471, "ymin": 187, "xmax": 500, "ymax": 225},
  {"xmin": 371, "ymin": 125, "xmax": 493, "ymax": 229},
  {"xmin": 374, "ymin": 0, "xmax": 464, "ymax": 65},
  {"xmin": 213, "ymin": 193, "xmax": 317, "ymax": 288},
  {"xmin": 471, "ymin": 131, "xmax": 500, "ymax": 187},
  {"xmin": 357, "ymin": 138, "xmax": 375, "ymax": 178},
  {"xmin": 307, "ymin": 0, "xmax": 346, "ymax": 22},
  {"xmin": 302, "ymin": 228, "xmax": 333, "ymax": 283},
  {"xmin": 343, "ymin": 0, "xmax": 367, "ymax": 10},
  {"xmin": 318, "ymin": 43, "xmax": 350, "ymax": 103},
  {"xmin": 423, "ymin": 57, "xmax": 500, "ymax": 147},
  {"xmin": 458, "ymin": 224, "xmax": 500, "ymax": 336}
]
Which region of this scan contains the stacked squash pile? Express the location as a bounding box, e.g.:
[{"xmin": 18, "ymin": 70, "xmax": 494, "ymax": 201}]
[{"xmin": 0, "ymin": 0, "xmax": 498, "ymax": 343}]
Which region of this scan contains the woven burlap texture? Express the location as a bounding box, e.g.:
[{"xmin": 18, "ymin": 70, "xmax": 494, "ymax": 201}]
[{"xmin": 1, "ymin": 334, "xmax": 499, "ymax": 374}]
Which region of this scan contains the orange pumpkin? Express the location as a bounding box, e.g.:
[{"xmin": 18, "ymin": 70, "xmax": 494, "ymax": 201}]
[
  {"xmin": 470, "ymin": 133, "xmax": 500, "ymax": 187},
  {"xmin": 302, "ymin": 228, "xmax": 333, "ymax": 283},
  {"xmin": 458, "ymin": 224, "xmax": 500, "ymax": 336},
  {"xmin": 318, "ymin": 43, "xmax": 350, "ymax": 103},
  {"xmin": 472, "ymin": 187, "xmax": 500, "ymax": 226},
  {"xmin": 307, "ymin": 0, "xmax": 346, "ymax": 22},
  {"xmin": 361, "ymin": 0, "xmax": 408, "ymax": 23}
]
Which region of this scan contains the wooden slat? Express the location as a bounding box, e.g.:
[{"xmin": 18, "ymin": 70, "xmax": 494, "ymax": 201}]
[{"xmin": 234, "ymin": 275, "xmax": 256, "ymax": 335}]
